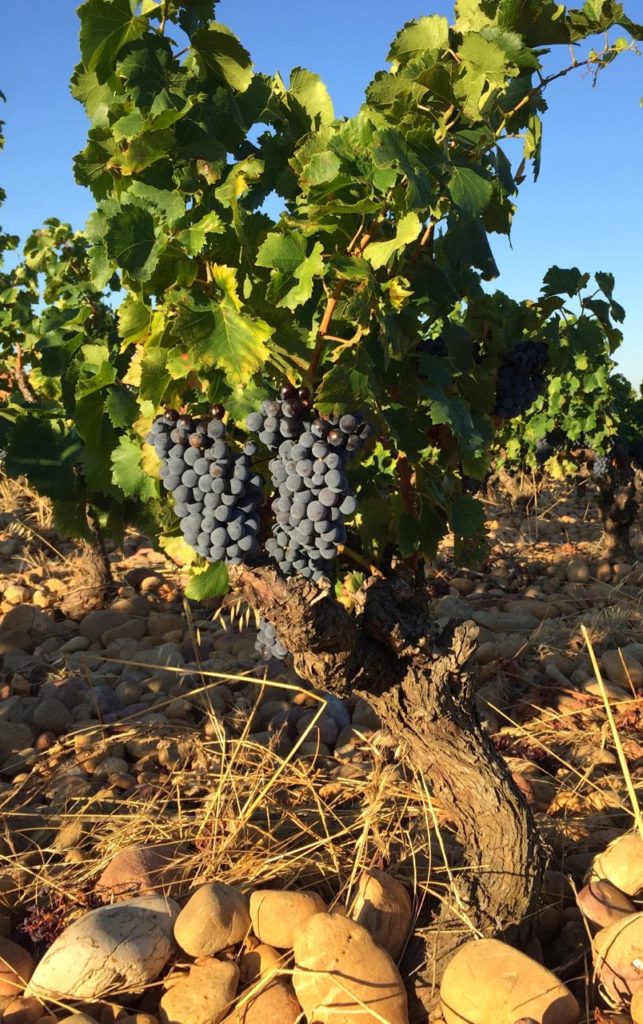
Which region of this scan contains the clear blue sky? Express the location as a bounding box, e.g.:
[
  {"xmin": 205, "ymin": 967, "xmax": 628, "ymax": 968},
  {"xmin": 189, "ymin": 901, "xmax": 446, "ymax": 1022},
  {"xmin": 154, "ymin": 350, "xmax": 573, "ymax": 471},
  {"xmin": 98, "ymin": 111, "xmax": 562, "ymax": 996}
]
[{"xmin": 1, "ymin": 1, "xmax": 641, "ymax": 388}]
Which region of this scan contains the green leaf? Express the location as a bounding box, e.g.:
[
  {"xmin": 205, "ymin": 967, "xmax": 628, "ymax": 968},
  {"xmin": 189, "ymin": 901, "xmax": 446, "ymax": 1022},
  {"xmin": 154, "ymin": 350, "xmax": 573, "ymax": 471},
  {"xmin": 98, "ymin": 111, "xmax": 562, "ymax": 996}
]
[
  {"xmin": 111, "ymin": 435, "xmax": 157, "ymax": 499},
  {"xmin": 448, "ymin": 166, "xmax": 494, "ymax": 218},
  {"xmin": 191, "ymin": 23, "xmax": 253, "ymax": 92},
  {"xmin": 288, "ymin": 67, "xmax": 335, "ymax": 126},
  {"xmin": 118, "ymin": 295, "xmax": 153, "ymax": 344},
  {"xmin": 104, "ymin": 205, "xmax": 161, "ymax": 280},
  {"xmin": 387, "ymin": 16, "xmax": 450, "ymax": 64},
  {"xmin": 176, "ymin": 211, "xmax": 225, "ymax": 254},
  {"xmin": 4, "ymin": 417, "xmax": 82, "ymax": 501},
  {"xmin": 256, "ymin": 231, "xmax": 307, "ymax": 272},
  {"xmin": 541, "ymin": 266, "xmax": 590, "ymax": 297},
  {"xmin": 363, "ymin": 213, "xmax": 422, "ymax": 270},
  {"xmin": 78, "ymin": 0, "xmax": 145, "ymax": 82},
  {"xmin": 76, "ymin": 396, "xmax": 118, "ymax": 493},
  {"xmin": 185, "ymin": 561, "xmax": 230, "ymax": 600},
  {"xmin": 106, "ymin": 386, "xmax": 139, "ymax": 428},
  {"xmin": 174, "ymin": 267, "xmax": 273, "ymax": 386}
]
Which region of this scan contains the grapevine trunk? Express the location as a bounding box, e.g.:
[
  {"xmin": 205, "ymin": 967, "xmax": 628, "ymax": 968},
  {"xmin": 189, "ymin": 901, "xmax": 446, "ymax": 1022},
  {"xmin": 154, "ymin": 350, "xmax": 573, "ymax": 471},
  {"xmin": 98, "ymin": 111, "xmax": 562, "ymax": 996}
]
[{"xmin": 230, "ymin": 566, "xmax": 545, "ymax": 1017}]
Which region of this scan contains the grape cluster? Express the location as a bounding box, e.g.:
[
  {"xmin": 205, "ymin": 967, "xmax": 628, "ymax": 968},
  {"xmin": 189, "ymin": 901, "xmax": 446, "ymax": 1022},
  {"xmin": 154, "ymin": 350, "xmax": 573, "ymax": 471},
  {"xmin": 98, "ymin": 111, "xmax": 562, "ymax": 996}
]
[
  {"xmin": 627, "ymin": 438, "xmax": 643, "ymax": 469},
  {"xmin": 246, "ymin": 383, "xmax": 373, "ymax": 658},
  {"xmin": 591, "ymin": 454, "xmax": 611, "ymax": 481},
  {"xmin": 535, "ymin": 436, "xmax": 553, "ymax": 467},
  {"xmin": 494, "ymin": 341, "xmax": 549, "ymax": 419},
  {"xmin": 418, "ymin": 336, "xmax": 448, "ymax": 358},
  {"xmin": 147, "ymin": 406, "xmax": 263, "ymax": 565}
]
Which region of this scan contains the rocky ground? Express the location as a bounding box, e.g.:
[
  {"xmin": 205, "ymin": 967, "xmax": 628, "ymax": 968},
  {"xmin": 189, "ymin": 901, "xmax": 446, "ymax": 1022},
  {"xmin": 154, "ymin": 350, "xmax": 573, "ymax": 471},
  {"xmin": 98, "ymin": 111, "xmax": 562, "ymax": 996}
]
[{"xmin": 0, "ymin": 475, "xmax": 641, "ymax": 1024}]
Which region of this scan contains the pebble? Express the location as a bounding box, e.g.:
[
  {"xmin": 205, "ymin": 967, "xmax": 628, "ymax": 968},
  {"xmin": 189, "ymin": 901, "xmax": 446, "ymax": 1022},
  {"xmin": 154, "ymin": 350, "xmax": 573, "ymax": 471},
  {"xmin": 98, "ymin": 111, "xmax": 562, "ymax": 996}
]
[
  {"xmin": 591, "ymin": 833, "xmax": 643, "ymax": 897},
  {"xmin": 1, "ymin": 995, "xmax": 48, "ymax": 1022},
  {"xmin": 601, "ymin": 649, "xmax": 643, "ymax": 690},
  {"xmin": 0, "ymin": 936, "xmax": 34, "ymax": 997},
  {"xmin": 439, "ymin": 938, "xmax": 579, "ymax": 1024},
  {"xmin": 249, "ymin": 890, "xmax": 327, "ymax": 949},
  {"xmin": 159, "ymin": 959, "xmax": 239, "ymax": 1024},
  {"xmin": 174, "ymin": 882, "xmax": 250, "ymax": 957},
  {"xmin": 79, "ymin": 610, "xmax": 132, "ymax": 642},
  {"xmin": 351, "ymin": 868, "xmax": 413, "ymax": 961},
  {"xmin": 221, "ymin": 980, "xmax": 301, "ymax": 1024},
  {"xmin": 26, "ymin": 896, "xmax": 179, "ymax": 1001},
  {"xmin": 238, "ymin": 944, "xmax": 283, "ymax": 986},
  {"xmin": 576, "ymin": 879, "xmax": 636, "ymax": 931},
  {"xmin": 96, "ymin": 845, "xmax": 183, "ymax": 900},
  {"xmin": 32, "ymin": 698, "xmax": 72, "ymax": 736},
  {"xmin": 293, "ymin": 912, "xmax": 408, "ymax": 1024}
]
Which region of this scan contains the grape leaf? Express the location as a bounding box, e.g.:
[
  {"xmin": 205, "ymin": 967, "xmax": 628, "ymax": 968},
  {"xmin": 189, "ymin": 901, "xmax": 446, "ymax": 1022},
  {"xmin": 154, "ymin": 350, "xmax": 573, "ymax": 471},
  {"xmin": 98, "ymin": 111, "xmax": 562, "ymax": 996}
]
[
  {"xmin": 104, "ymin": 205, "xmax": 161, "ymax": 281},
  {"xmin": 448, "ymin": 166, "xmax": 494, "ymax": 218},
  {"xmin": 111, "ymin": 435, "xmax": 157, "ymax": 500},
  {"xmin": 363, "ymin": 213, "xmax": 422, "ymax": 270},
  {"xmin": 185, "ymin": 561, "xmax": 230, "ymax": 600},
  {"xmin": 387, "ymin": 16, "xmax": 450, "ymax": 64},
  {"xmin": 190, "ymin": 23, "xmax": 253, "ymax": 92},
  {"xmin": 78, "ymin": 0, "xmax": 146, "ymax": 82}
]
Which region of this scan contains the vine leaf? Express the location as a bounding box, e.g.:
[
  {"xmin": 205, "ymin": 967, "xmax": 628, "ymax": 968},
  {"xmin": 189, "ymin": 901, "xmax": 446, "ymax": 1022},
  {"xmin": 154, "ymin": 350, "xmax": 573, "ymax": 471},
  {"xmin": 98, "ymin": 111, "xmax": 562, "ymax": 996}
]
[
  {"xmin": 448, "ymin": 166, "xmax": 494, "ymax": 218},
  {"xmin": 78, "ymin": 0, "xmax": 146, "ymax": 82},
  {"xmin": 173, "ymin": 266, "xmax": 272, "ymax": 386},
  {"xmin": 111, "ymin": 436, "xmax": 157, "ymax": 500},
  {"xmin": 104, "ymin": 205, "xmax": 161, "ymax": 281},
  {"xmin": 191, "ymin": 23, "xmax": 253, "ymax": 92},
  {"xmin": 363, "ymin": 212, "xmax": 422, "ymax": 270},
  {"xmin": 387, "ymin": 15, "xmax": 450, "ymax": 64},
  {"xmin": 185, "ymin": 561, "xmax": 229, "ymax": 600}
]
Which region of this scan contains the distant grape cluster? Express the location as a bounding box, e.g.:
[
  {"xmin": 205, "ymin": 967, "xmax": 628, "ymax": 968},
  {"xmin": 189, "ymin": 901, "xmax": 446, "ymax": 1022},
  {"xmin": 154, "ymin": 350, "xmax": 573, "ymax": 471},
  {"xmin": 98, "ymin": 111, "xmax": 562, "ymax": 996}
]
[
  {"xmin": 147, "ymin": 406, "xmax": 263, "ymax": 565},
  {"xmin": 417, "ymin": 336, "xmax": 448, "ymax": 358},
  {"xmin": 494, "ymin": 340, "xmax": 549, "ymax": 419},
  {"xmin": 535, "ymin": 436, "xmax": 553, "ymax": 467},
  {"xmin": 591, "ymin": 454, "xmax": 611, "ymax": 480}
]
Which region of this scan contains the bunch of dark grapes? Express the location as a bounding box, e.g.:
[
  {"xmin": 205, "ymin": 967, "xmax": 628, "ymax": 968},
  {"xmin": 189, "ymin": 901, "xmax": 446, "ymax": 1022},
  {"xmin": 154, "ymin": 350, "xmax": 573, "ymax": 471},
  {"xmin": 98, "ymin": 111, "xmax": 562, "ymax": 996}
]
[
  {"xmin": 591, "ymin": 454, "xmax": 611, "ymax": 481},
  {"xmin": 417, "ymin": 336, "xmax": 448, "ymax": 358},
  {"xmin": 627, "ymin": 438, "xmax": 643, "ymax": 469},
  {"xmin": 545, "ymin": 427, "xmax": 569, "ymax": 451},
  {"xmin": 535, "ymin": 436, "xmax": 553, "ymax": 467},
  {"xmin": 494, "ymin": 340, "xmax": 549, "ymax": 419},
  {"xmin": 147, "ymin": 405, "xmax": 263, "ymax": 565},
  {"xmin": 247, "ymin": 383, "xmax": 374, "ymax": 658}
]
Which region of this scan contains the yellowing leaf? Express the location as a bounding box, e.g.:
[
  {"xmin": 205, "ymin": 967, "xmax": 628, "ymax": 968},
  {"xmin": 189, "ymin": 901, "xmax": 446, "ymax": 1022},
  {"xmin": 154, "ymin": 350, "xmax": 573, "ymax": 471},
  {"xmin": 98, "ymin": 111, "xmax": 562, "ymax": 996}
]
[{"xmin": 363, "ymin": 213, "xmax": 422, "ymax": 270}]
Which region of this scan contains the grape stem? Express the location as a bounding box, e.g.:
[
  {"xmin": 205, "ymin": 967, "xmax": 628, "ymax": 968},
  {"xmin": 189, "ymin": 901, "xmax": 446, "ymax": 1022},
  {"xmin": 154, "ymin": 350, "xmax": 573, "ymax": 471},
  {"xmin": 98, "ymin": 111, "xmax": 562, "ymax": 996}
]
[
  {"xmin": 305, "ymin": 226, "xmax": 376, "ymax": 387},
  {"xmin": 337, "ymin": 544, "xmax": 384, "ymax": 578},
  {"xmin": 12, "ymin": 344, "xmax": 36, "ymax": 404}
]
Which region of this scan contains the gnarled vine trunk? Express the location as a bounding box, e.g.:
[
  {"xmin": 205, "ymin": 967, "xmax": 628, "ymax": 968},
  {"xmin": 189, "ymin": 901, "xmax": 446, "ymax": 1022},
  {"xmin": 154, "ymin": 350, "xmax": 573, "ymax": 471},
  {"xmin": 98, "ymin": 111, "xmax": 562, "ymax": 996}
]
[
  {"xmin": 230, "ymin": 566, "xmax": 545, "ymax": 1020},
  {"xmin": 597, "ymin": 479, "xmax": 637, "ymax": 560}
]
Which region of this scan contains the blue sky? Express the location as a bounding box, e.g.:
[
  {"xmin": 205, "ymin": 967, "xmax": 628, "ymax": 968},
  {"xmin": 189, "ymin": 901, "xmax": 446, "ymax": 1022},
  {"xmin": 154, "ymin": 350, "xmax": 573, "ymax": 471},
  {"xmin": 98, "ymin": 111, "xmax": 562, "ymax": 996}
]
[{"xmin": 1, "ymin": 0, "xmax": 641, "ymax": 387}]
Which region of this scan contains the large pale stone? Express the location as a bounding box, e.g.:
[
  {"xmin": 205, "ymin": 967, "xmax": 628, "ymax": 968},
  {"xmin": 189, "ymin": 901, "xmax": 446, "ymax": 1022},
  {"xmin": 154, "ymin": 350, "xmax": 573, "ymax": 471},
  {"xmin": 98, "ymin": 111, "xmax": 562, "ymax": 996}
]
[
  {"xmin": 591, "ymin": 833, "xmax": 643, "ymax": 897},
  {"xmin": 293, "ymin": 912, "xmax": 408, "ymax": 1024},
  {"xmin": 159, "ymin": 959, "xmax": 238, "ymax": 1024},
  {"xmin": 174, "ymin": 883, "xmax": 250, "ymax": 957},
  {"xmin": 439, "ymin": 938, "xmax": 579, "ymax": 1024},
  {"xmin": 26, "ymin": 896, "xmax": 179, "ymax": 1001},
  {"xmin": 593, "ymin": 911, "xmax": 643, "ymax": 1007},
  {"xmin": 351, "ymin": 868, "xmax": 413, "ymax": 961},
  {"xmin": 249, "ymin": 889, "xmax": 326, "ymax": 950}
]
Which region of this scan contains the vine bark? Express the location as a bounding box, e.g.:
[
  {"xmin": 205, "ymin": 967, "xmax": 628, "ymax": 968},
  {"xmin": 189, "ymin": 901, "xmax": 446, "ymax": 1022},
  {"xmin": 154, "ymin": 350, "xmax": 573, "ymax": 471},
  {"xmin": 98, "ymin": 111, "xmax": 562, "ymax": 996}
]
[{"xmin": 230, "ymin": 566, "xmax": 545, "ymax": 1019}]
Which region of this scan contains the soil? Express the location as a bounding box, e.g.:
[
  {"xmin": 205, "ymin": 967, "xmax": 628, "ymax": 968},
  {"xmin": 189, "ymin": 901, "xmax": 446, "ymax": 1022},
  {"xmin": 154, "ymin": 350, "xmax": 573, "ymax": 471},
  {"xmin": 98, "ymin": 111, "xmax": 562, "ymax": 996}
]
[{"xmin": 0, "ymin": 474, "xmax": 641, "ymax": 1023}]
